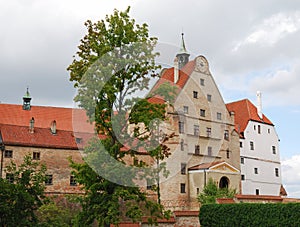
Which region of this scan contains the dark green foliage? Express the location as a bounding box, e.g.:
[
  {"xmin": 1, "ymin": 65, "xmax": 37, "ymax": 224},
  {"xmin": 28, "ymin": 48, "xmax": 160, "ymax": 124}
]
[
  {"xmin": 200, "ymin": 203, "xmax": 300, "ymax": 227},
  {"xmin": 0, "ymin": 155, "xmax": 47, "ymax": 226}
]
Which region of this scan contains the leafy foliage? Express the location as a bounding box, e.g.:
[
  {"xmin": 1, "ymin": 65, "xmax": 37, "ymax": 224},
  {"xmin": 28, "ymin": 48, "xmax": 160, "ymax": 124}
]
[
  {"xmin": 67, "ymin": 7, "xmax": 172, "ymax": 226},
  {"xmin": 0, "ymin": 155, "xmax": 47, "ymax": 226},
  {"xmin": 200, "ymin": 203, "xmax": 300, "ymax": 227},
  {"xmin": 197, "ymin": 178, "xmax": 236, "ymax": 205}
]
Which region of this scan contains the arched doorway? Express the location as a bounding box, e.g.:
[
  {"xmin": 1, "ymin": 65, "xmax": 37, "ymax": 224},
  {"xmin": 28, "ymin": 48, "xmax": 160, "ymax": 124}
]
[{"xmin": 219, "ymin": 176, "xmax": 229, "ymax": 189}]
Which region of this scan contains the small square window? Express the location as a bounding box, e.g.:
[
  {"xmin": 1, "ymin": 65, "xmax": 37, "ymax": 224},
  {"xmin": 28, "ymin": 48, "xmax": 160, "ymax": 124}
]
[
  {"xmin": 194, "ymin": 125, "xmax": 199, "ymax": 136},
  {"xmin": 183, "ymin": 106, "xmax": 189, "ymax": 114},
  {"xmin": 272, "ymin": 146, "xmax": 276, "ymax": 154},
  {"xmin": 195, "ymin": 145, "xmax": 200, "ymax": 155},
  {"xmin": 193, "ymin": 91, "xmax": 198, "ymax": 99},
  {"xmin": 208, "ymin": 146, "xmax": 212, "ymax": 156},
  {"xmin": 207, "ymin": 94, "xmax": 212, "ymax": 102},
  {"xmin": 200, "ymin": 79, "xmax": 205, "ymax": 86},
  {"xmin": 180, "ymin": 183, "xmax": 186, "ymax": 193},
  {"xmin": 45, "ymin": 174, "xmax": 53, "ymax": 185},
  {"xmin": 75, "ymin": 137, "xmax": 82, "ymax": 144},
  {"xmin": 6, "ymin": 173, "xmax": 14, "ymax": 183},
  {"xmin": 250, "ymin": 141, "xmax": 254, "ymax": 150},
  {"xmin": 241, "ymin": 175, "xmax": 245, "ymax": 181},
  {"xmin": 33, "ymin": 152, "xmax": 40, "ymax": 160},
  {"xmin": 181, "ymin": 163, "xmax": 186, "ymax": 175},
  {"xmin": 4, "ymin": 150, "xmax": 13, "ymax": 158},
  {"xmin": 70, "ymin": 175, "xmax": 77, "ymax": 186},
  {"xmin": 200, "ymin": 109, "xmax": 206, "ymax": 117},
  {"xmin": 275, "ymin": 168, "xmax": 279, "ymax": 177},
  {"xmin": 254, "ymin": 168, "xmax": 258, "ymax": 174},
  {"xmin": 241, "ymin": 157, "xmax": 244, "ymax": 164},
  {"xmin": 217, "ymin": 112, "xmax": 222, "ymax": 120}
]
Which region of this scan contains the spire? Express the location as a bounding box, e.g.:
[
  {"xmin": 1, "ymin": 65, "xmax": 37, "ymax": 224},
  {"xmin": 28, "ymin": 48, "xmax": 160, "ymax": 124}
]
[
  {"xmin": 23, "ymin": 87, "xmax": 32, "ymax": 110},
  {"xmin": 176, "ymin": 33, "xmax": 190, "ymax": 69}
]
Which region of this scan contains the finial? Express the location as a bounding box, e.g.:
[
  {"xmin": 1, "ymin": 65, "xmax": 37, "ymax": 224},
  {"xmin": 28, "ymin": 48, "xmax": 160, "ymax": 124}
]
[
  {"xmin": 24, "ymin": 86, "xmax": 30, "ymax": 98},
  {"xmin": 180, "ymin": 33, "xmax": 187, "ymax": 53}
]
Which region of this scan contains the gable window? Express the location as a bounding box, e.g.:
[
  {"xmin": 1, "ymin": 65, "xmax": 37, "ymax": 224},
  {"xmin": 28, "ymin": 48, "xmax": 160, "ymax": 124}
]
[
  {"xmin": 224, "ymin": 130, "xmax": 229, "ymax": 140},
  {"xmin": 275, "ymin": 168, "xmax": 279, "ymax": 177},
  {"xmin": 181, "ymin": 163, "xmax": 187, "ymax": 175},
  {"xmin": 70, "ymin": 175, "xmax": 77, "ymax": 186},
  {"xmin": 4, "ymin": 150, "xmax": 13, "ymax": 158},
  {"xmin": 195, "ymin": 145, "xmax": 200, "ymax": 155},
  {"xmin": 206, "ymin": 127, "xmax": 211, "ymax": 137},
  {"xmin": 6, "ymin": 173, "xmax": 14, "ymax": 183},
  {"xmin": 183, "ymin": 106, "xmax": 189, "ymax": 114},
  {"xmin": 33, "ymin": 152, "xmax": 40, "ymax": 160},
  {"xmin": 258, "ymin": 125, "xmax": 261, "ymax": 134},
  {"xmin": 208, "ymin": 146, "xmax": 212, "ymax": 156},
  {"xmin": 241, "ymin": 157, "xmax": 244, "ymax": 164},
  {"xmin": 217, "ymin": 112, "xmax": 222, "ymax": 120},
  {"xmin": 179, "ymin": 121, "xmax": 184, "ymax": 134},
  {"xmin": 200, "ymin": 78, "xmax": 205, "ymax": 86},
  {"xmin": 207, "ymin": 94, "xmax": 212, "ymax": 102},
  {"xmin": 250, "ymin": 141, "xmax": 254, "ymax": 150},
  {"xmin": 193, "ymin": 91, "xmax": 198, "ymax": 99},
  {"xmin": 180, "ymin": 183, "xmax": 186, "ymax": 193},
  {"xmin": 254, "ymin": 168, "xmax": 258, "ymax": 174},
  {"xmin": 194, "ymin": 125, "xmax": 200, "ymax": 136},
  {"xmin": 200, "ymin": 109, "xmax": 206, "ymax": 117},
  {"xmin": 180, "ymin": 140, "xmax": 184, "ymax": 151},
  {"xmin": 45, "ymin": 174, "xmax": 53, "ymax": 185},
  {"xmin": 241, "ymin": 175, "xmax": 245, "ymax": 181},
  {"xmin": 272, "ymin": 146, "xmax": 276, "ymax": 154}
]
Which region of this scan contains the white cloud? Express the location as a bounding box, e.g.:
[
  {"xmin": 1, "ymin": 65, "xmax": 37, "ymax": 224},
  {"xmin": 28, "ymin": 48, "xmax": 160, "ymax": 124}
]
[
  {"xmin": 282, "ymin": 155, "xmax": 300, "ymax": 198},
  {"xmin": 233, "ymin": 11, "xmax": 300, "ymax": 51}
]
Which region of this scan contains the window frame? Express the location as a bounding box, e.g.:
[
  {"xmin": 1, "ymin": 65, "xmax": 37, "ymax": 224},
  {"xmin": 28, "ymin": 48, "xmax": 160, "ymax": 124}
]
[
  {"xmin": 33, "ymin": 151, "xmax": 40, "ymax": 160},
  {"xmin": 4, "ymin": 150, "xmax": 13, "ymax": 158},
  {"xmin": 181, "ymin": 163, "xmax": 187, "ymax": 175},
  {"xmin": 200, "ymin": 109, "xmax": 206, "ymax": 117},
  {"xmin": 193, "ymin": 124, "xmax": 200, "ymax": 136},
  {"xmin": 70, "ymin": 175, "xmax": 77, "ymax": 186},
  {"xmin": 180, "ymin": 183, "xmax": 186, "ymax": 193},
  {"xmin": 195, "ymin": 145, "xmax": 200, "ymax": 155},
  {"xmin": 193, "ymin": 91, "xmax": 198, "ymax": 99},
  {"xmin": 45, "ymin": 174, "xmax": 53, "ymax": 185}
]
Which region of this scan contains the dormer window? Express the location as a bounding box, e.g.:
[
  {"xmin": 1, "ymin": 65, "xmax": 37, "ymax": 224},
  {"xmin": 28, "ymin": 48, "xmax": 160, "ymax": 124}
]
[{"xmin": 50, "ymin": 120, "xmax": 57, "ymax": 134}]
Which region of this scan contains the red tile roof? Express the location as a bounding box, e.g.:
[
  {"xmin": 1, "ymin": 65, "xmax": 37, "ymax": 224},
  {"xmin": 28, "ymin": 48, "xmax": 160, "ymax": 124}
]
[
  {"xmin": 226, "ymin": 99, "xmax": 273, "ymax": 137},
  {"xmin": 0, "ymin": 104, "xmax": 94, "ymax": 133},
  {"xmin": 0, "ymin": 124, "xmax": 95, "ymax": 150},
  {"xmin": 188, "ymin": 161, "xmax": 224, "ymax": 170}
]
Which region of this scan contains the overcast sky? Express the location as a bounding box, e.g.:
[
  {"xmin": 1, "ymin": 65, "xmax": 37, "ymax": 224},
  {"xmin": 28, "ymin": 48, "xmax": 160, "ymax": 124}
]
[{"xmin": 1, "ymin": 0, "xmax": 300, "ymax": 197}]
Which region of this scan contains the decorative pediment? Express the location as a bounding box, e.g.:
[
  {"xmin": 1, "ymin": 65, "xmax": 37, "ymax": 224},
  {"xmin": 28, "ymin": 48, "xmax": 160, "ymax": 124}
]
[{"xmin": 210, "ymin": 162, "xmax": 239, "ymax": 173}]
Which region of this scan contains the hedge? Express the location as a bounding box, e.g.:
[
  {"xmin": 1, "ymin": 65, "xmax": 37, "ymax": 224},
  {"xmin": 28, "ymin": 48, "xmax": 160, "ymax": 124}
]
[{"xmin": 199, "ymin": 203, "xmax": 300, "ymax": 227}]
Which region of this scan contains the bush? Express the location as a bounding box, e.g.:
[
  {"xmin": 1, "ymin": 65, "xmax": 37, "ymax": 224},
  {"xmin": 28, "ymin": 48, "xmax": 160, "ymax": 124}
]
[{"xmin": 199, "ymin": 203, "xmax": 300, "ymax": 227}]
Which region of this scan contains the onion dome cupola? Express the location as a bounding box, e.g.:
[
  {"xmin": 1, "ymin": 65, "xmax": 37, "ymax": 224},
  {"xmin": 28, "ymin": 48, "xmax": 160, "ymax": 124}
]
[
  {"xmin": 23, "ymin": 87, "xmax": 32, "ymax": 110},
  {"xmin": 176, "ymin": 33, "xmax": 190, "ymax": 69}
]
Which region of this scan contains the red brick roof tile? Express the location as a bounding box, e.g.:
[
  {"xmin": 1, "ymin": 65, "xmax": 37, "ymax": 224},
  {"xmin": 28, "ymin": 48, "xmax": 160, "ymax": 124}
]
[{"xmin": 226, "ymin": 99, "xmax": 273, "ymax": 137}]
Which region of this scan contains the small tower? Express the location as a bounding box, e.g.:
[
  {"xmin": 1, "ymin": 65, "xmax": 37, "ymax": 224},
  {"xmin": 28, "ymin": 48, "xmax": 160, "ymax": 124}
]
[
  {"xmin": 23, "ymin": 87, "xmax": 32, "ymax": 110},
  {"xmin": 176, "ymin": 33, "xmax": 190, "ymax": 69}
]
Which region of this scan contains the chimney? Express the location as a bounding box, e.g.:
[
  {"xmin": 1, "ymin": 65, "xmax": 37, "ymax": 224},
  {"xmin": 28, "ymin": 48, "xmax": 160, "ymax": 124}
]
[
  {"xmin": 256, "ymin": 91, "xmax": 263, "ymax": 119},
  {"xmin": 50, "ymin": 120, "xmax": 57, "ymax": 134},
  {"xmin": 174, "ymin": 57, "xmax": 179, "ymax": 83},
  {"xmin": 29, "ymin": 117, "xmax": 35, "ymax": 133}
]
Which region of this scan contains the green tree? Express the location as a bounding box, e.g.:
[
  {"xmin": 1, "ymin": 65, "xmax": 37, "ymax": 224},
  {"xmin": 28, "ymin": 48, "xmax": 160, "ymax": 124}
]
[
  {"xmin": 67, "ymin": 7, "xmax": 171, "ymax": 226},
  {"xmin": 0, "ymin": 155, "xmax": 47, "ymax": 226},
  {"xmin": 197, "ymin": 178, "xmax": 236, "ymax": 205}
]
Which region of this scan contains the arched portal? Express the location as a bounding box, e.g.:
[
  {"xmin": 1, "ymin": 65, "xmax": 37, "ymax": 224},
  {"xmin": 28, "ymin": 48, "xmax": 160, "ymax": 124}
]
[{"xmin": 219, "ymin": 176, "xmax": 229, "ymax": 189}]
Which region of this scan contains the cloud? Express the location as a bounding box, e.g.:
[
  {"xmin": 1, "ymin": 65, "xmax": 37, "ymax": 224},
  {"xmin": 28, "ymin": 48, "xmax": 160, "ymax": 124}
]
[{"xmin": 282, "ymin": 155, "xmax": 300, "ymax": 197}]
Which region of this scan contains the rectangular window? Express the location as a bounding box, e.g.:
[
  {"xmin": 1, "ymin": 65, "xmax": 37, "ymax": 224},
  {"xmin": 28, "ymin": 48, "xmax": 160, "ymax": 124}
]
[
  {"xmin": 206, "ymin": 128, "xmax": 211, "ymax": 137},
  {"xmin": 196, "ymin": 188, "xmax": 200, "ymax": 194},
  {"xmin": 240, "ymin": 141, "xmax": 243, "ymax": 148},
  {"xmin": 268, "ymin": 129, "xmax": 270, "ymax": 134},
  {"xmin": 272, "ymin": 146, "xmax": 276, "ymax": 154},
  {"xmin": 33, "ymin": 152, "xmax": 40, "ymax": 160},
  {"xmin": 183, "ymin": 106, "xmax": 189, "ymax": 114},
  {"xmin": 217, "ymin": 112, "xmax": 222, "ymax": 120},
  {"xmin": 146, "ymin": 179, "xmax": 152, "ymax": 190},
  {"xmin": 241, "ymin": 157, "xmax": 244, "ymax": 164},
  {"xmin": 6, "ymin": 173, "xmax": 14, "ymax": 183},
  {"xmin": 258, "ymin": 125, "xmax": 261, "ymax": 134},
  {"xmin": 200, "ymin": 78, "xmax": 205, "ymax": 86},
  {"xmin": 250, "ymin": 141, "xmax": 254, "ymax": 150},
  {"xmin": 208, "ymin": 146, "xmax": 212, "ymax": 156},
  {"xmin": 254, "ymin": 125, "xmax": 256, "ymax": 130},
  {"xmin": 180, "ymin": 183, "xmax": 186, "ymax": 193},
  {"xmin": 195, "ymin": 145, "xmax": 200, "ymax": 155},
  {"xmin": 70, "ymin": 175, "xmax": 77, "ymax": 186},
  {"xmin": 226, "ymin": 150, "xmax": 230, "ymax": 159},
  {"xmin": 180, "ymin": 140, "xmax": 184, "ymax": 151},
  {"xmin": 181, "ymin": 163, "xmax": 187, "ymax": 175},
  {"xmin": 241, "ymin": 175, "xmax": 245, "ymax": 181},
  {"xmin": 200, "ymin": 109, "xmax": 206, "ymax": 117},
  {"xmin": 275, "ymin": 168, "xmax": 279, "ymax": 177},
  {"xmin": 254, "ymin": 168, "xmax": 258, "ymax": 174},
  {"xmin": 207, "ymin": 94, "xmax": 212, "ymax": 102},
  {"xmin": 193, "ymin": 91, "xmax": 198, "ymax": 99},
  {"xmin": 179, "ymin": 121, "xmax": 184, "ymax": 134},
  {"xmin": 45, "ymin": 174, "xmax": 53, "ymax": 185},
  {"xmin": 4, "ymin": 150, "xmax": 13, "ymax": 158},
  {"xmin": 224, "ymin": 130, "xmax": 229, "ymax": 140},
  {"xmin": 256, "ymin": 189, "xmax": 260, "ymax": 195},
  {"xmin": 194, "ymin": 125, "xmax": 199, "ymax": 136}
]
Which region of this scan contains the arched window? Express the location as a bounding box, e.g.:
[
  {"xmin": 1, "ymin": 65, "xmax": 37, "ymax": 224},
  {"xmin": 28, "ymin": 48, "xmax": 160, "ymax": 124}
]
[{"xmin": 219, "ymin": 176, "xmax": 229, "ymax": 189}]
